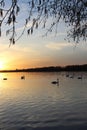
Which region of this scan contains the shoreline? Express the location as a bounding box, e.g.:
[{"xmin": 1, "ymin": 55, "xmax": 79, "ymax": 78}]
[{"xmin": 0, "ymin": 64, "xmax": 87, "ymax": 72}]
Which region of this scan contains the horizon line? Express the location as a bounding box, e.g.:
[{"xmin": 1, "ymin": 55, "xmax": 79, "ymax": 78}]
[{"xmin": 0, "ymin": 64, "xmax": 87, "ymax": 72}]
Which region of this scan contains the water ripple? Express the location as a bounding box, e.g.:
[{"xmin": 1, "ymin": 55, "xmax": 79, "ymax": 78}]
[{"xmin": 0, "ymin": 72, "xmax": 87, "ymax": 129}]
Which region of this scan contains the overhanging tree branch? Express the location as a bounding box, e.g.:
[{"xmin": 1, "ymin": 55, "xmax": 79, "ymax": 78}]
[{"xmin": 0, "ymin": 0, "xmax": 87, "ymax": 44}]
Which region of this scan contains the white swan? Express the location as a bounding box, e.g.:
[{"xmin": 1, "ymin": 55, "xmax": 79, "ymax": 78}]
[{"xmin": 51, "ymin": 78, "xmax": 59, "ymax": 84}]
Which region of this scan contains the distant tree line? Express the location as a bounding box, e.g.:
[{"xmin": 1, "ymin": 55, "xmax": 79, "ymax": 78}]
[{"xmin": 0, "ymin": 64, "xmax": 87, "ymax": 72}]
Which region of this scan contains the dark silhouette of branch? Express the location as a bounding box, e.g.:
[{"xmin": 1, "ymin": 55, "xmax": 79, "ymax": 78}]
[{"xmin": 0, "ymin": 0, "xmax": 87, "ymax": 44}]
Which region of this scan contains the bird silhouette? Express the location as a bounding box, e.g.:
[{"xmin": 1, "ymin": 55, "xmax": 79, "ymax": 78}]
[{"xmin": 51, "ymin": 78, "xmax": 59, "ymax": 85}]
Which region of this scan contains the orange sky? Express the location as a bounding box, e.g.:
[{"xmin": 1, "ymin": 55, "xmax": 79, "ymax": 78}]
[{"xmin": 0, "ymin": 32, "xmax": 87, "ymax": 70}]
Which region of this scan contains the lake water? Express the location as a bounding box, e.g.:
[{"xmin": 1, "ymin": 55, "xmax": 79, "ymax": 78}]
[{"xmin": 0, "ymin": 72, "xmax": 87, "ymax": 130}]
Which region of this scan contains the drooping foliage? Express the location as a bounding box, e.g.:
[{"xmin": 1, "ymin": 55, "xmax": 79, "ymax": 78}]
[{"xmin": 0, "ymin": 0, "xmax": 87, "ymax": 45}]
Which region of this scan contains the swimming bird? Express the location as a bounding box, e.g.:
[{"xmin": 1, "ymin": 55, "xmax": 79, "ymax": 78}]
[
  {"xmin": 78, "ymin": 76, "xmax": 82, "ymax": 79},
  {"xmin": 21, "ymin": 76, "xmax": 25, "ymax": 79},
  {"xmin": 66, "ymin": 74, "xmax": 69, "ymax": 77},
  {"xmin": 69, "ymin": 75, "xmax": 74, "ymax": 78},
  {"xmin": 51, "ymin": 78, "xmax": 59, "ymax": 84}
]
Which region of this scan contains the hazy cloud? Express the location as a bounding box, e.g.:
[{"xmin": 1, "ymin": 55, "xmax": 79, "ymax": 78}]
[{"xmin": 46, "ymin": 42, "xmax": 72, "ymax": 50}]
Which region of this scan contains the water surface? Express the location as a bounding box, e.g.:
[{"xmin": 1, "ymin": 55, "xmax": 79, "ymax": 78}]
[{"xmin": 0, "ymin": 72, "xmax": 87, "ymax": 130}]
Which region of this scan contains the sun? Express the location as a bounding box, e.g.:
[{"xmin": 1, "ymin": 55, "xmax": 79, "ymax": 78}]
[{"xmin": 0, "ymin": 61, "xmax": 4, "ymax": 70}]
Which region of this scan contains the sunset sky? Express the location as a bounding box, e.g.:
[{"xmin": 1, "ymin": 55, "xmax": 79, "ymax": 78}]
[{"xmin": 0, "ymin": 0, "xmax": 87, "ymax": 70}]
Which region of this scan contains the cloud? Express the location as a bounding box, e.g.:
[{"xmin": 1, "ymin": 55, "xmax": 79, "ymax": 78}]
[
  {"xmin": 0, "ymin": 42, "xmax": 9, "ymax": 52},
  {"xmin": 0, "ymin": 42, "xmax": 39, "ymax": 63},
  {"xmin": 46, "ymin": 42, "xmax": 72, "ymax": 50}
]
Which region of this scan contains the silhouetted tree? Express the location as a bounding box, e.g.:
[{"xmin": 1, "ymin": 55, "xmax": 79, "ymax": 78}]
[{"xmin": 0, "ymin": 0, "xmax": 87, "ymax": 45}]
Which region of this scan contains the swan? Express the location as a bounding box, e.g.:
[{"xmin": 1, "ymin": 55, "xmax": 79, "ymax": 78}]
[
  {"xmin": 66, "ymin": 74, "xmax": 69, "ymax": 77},
  {"xmin": 78, "ymin": 76, "xmax": 82, "ymax": 79},
  {"xmin": 70, "ymin": 75, "xmax": 74, "ymax": 78},
  {"xmin": 21, "ymin": 76, "xmax": 25, "ymax": 79},
  {"xmin": 51, "ymin": 78, "xmax": 59, "ymax": 84}
]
